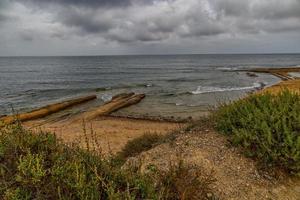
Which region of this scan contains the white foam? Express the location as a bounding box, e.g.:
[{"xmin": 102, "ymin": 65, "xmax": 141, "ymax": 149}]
[
  {"xmin": 101, "ymin": 94, "xmax": 112, "ymax": 102},
  {"xmin": 191, "ymin": 82, "xmax": 263, "ymax": 94},
  {"xmin": 216, "ymin": 67, "xmax": 239, "ymax": 71},
  {"xmin": 146, "ymin": 83, "xmax": 153, "ymax": 87}
]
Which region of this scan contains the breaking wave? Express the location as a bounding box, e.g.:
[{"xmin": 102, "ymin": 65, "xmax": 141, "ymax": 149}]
[{"xmin": 191, "ymin": 82, "xmax": 264, "ymax": 95}]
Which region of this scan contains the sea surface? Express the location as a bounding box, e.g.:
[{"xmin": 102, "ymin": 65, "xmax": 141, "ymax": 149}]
[{"xmin": 1, "ymin": 54, "xmax": 300, "ymax": 119}]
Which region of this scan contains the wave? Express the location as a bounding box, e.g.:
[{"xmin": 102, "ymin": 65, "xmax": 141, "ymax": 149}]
[
  {"xmin": 217, "ymin": 65, "xmax": 300, "ymax": 72},
  {"xmin": 95, "ymin": 83, "xmax": 153, "ymax": 92},
  {"xmin": 101, "ymin": 94, "xmax": 113, "ymax": 102},
  {"xmin": 191, "ymin": 82, "xmax": 264, "ymax": 95},
  {"xmin": 166, "ymin": 77, "xmax": 206, "ymax": 82},
  {"xmin": 216, "ymin": 67, "xmax": 240, "ymax": 71}
]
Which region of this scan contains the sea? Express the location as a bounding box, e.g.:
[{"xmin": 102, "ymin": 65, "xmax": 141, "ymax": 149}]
[{"xmin": 1, "ymin": 54, "xmax": 300, "ymax": 119}]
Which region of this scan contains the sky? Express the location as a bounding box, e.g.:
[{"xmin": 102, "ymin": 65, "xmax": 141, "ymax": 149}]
[{"xmin": 0, "ymin": 0, "xmax": 300, "ymax": 56}]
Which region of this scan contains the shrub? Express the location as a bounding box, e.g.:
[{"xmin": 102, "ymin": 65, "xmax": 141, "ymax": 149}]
[
  {"xmin": 0, "ymin": 125, "xmax": 159, "ymax": 199},
  {"xmin": 157, "ymin": 161, "xmax": 216, "ymax": 200},
  {"xmin": 0, "ymin": 124, "xmax": 214, "ymax": 199},
  {"xmin": 117, "ymin": 133, "xmax": 168, "ymax": 161},
  {"xmin": 215, "ymin": 90, "xmax": 300, "ymax": 173}
]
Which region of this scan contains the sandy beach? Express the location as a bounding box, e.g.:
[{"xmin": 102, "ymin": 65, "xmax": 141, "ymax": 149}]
[
  {"xmin": 16, "ymin": 67, "xmax": 298, "ymax": 154},
  {"xmin": 1, "ymin": 67, "xmax": 300, "ymax": 199}
]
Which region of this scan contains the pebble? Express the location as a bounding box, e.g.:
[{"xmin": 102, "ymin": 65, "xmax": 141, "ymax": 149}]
[{"xmin": 206, "ymin": 193, "xmax": 213, "ymax": 198}]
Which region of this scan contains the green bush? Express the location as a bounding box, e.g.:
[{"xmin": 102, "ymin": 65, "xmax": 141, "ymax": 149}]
[
  {"xmin": 215, "ymin": 90, "xmax": 300, "ymax": 173},
  {"xmin": 0, "ymin": 125, "xmax": 159, "ymax": 199},
  {"xmin": 0, "ymin": 124, "xmax": 214, "ymax": 199},
  {"xmin": 118, "ymin": 133, "xmax": 165, "ymax": 160}
]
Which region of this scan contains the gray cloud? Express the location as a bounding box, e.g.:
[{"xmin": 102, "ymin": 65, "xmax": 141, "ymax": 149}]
[
  {"xmin": 253, "ymin": 0, "xmax": 300, "ymax": 20},
  {"xmin": 42, "ymin": 0, "xmax": 230, "ymax": 43},
  {"xmin": 15, "ymin": 0, "xmax": 131, "ymax": 8},
  {"xmin": 56, "ymin": 8, "xmax": 114, "ymax": 34},
  {"xmin": 0, "ymin": 0, "xmax": 299, "ymax": 55},
  {"xmin": 0, "ymin": 13, "xmax": 8, "ymax": 22}
]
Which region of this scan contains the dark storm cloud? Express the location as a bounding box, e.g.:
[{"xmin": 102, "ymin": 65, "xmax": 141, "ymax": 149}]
[
  {"xmin": 211, "ymin": 0, "xmax": 251, "ymax": 17},
  {"xmin": 212, "ymin": 0, "xmax": 300, "ymax": 19},
  {"xmin": 42, "ymin": 0, "xmax": 229, "ymax": 43},
  {"xmin": 7, "ymin": 0, "xmax": 300, "ymax": 42},
  {"xmin": 0, "ymin": 1, "xmax": 16, "ymax": 25},
  {"xmin": 19, "ymin": 31, "xmax": 34, "ymax": 41},
  {"xmin": 254, "ymin": 0, "xmax": 300, "ymax": 20},
  {"xmin": 55, "ymin": 8, "xmax": 113, "ymax": 34},
  {"xmin": 15, "ymin": 0, "xmax": 131, "ymax": 8},
  {"xmin": 0, "ymin": 14, "xmax": 7, "ymax": 22}
]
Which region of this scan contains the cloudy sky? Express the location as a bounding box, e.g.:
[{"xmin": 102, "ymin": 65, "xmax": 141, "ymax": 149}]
[{"xmin": 0, "ymin": 0, "xmax": 300, "ymax": 56}]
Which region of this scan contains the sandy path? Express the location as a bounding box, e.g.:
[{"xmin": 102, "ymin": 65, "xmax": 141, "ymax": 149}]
[{"xmin": 24, "ymin": 116, "xmax": 181, "ymax": 154}]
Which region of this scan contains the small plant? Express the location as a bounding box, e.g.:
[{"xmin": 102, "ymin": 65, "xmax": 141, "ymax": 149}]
[
  {"xmin": 118, "ymin": 133, "xmax": 166, "ymax": 159},
  {"xmin": 215, "ymin": 90, "xmax": 300, "ymax": 173},
  {"xmin": 157, "ymin": 161, "xmax": 216, "ymax": 200},
  {"xmin": 16, "ymin": 153, "xmax": 47, "ymax": 185}
]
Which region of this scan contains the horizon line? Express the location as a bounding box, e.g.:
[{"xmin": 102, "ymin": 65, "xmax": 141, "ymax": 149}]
[{"xmin": 1, "ymin": 52, "xmax": 300, "ymax": 57}]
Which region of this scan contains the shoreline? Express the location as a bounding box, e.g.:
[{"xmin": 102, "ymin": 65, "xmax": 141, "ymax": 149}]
[
  {"xmin": 1, "ymin": 67, "xmax": 298, "ymax": 122},
  {"xmin": 2, "ymin": 67, "xmax": 299, "ymax": 153}
]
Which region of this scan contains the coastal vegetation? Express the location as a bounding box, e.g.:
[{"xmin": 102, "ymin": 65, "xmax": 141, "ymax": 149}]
[
  {"xmin": 117, "ymin": 133, "xmax": 167, "ymax": 160},
  {"xmin": 0, "ymin": 124, "xmax": 214, "ymax": 200},
  {"xmin": 215, "ymin": 90, "xmax": 300, "ymax": 174}
]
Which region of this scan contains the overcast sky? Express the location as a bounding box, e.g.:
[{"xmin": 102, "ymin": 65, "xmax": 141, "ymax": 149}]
[{"xmin": 0, "ymin": 0, "xmax": 300, "ymax": 56}]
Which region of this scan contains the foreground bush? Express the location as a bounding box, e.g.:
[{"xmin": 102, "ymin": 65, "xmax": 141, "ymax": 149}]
[
  {"xmin": 0, "ymin": 124, "xmax": 214, "ymax": 199},
  {"xmin": 118, "ymin": 133, "xmax": 166, "ymax": 160},
  {"xmin": 215, "ymin": 90, "xmax": 300, "ymax": 173}
]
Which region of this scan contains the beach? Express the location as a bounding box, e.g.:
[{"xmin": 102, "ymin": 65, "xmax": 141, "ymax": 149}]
[
  {"xmin": 0, "ymin": 57, "xmax": 299, "ymax": 152},
  {"xmin": 1, "ymin": 0, "xmax": 300, "ymax": 198},
  {"xmin": 11, "ymin": 66, "xmax": 297, "ymax": 154},
  {"xmin": 1, "ymin": 57, "xmax": 300, "ymax": 199}
]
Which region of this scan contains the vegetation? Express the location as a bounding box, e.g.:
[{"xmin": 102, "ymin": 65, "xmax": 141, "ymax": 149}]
[
  {"xmin": 118, "ymin": 133, "xmax": 166, "ymax": 160},
  {"xmin": 156, "ymin": 161, "xmax": 216, "ymax": 200},
  {"xmin": 215, "ymin": 90, "xmax": 300, "ymax": 173},
  {"xmin": 0, "ymin": 124, "xmax": 214, "ymax": 199}
]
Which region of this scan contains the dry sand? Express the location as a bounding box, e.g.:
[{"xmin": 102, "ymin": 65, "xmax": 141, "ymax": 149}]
[{"xmin": 24, "ymin": 116, "xmax": 181, "ymax": 154}]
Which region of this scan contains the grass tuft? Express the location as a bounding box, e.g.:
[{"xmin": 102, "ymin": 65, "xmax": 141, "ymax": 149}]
[
  {"xmin": 118, "ymin": 133, "xmax": 165, "ymax": 159},
  {"xmin": 157, "ymin": 161, "xmax": 216, "ymax": 200}
]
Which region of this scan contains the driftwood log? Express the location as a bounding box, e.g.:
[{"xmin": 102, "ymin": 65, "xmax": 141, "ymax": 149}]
[
  {"xmin": 76, "ymin": 93, "xmax": 145, "ymax": 121},
  {"xmin": 0, "ymin": 95, "xmax": 97, "ymax": 124}
]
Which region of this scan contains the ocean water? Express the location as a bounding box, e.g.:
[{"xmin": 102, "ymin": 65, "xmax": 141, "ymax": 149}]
[{"xmin": 1, "ymin": 54, "xmax": 300, "ymax": 118}]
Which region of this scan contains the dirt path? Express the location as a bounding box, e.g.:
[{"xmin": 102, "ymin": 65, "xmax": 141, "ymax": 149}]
[
  {"xmin": 24, "ymin": 116, "xmax": 181, "ymax": 154},
  {"xmin": 126, "ymin": 124, "xmax": 300, "ymax": 200}
]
